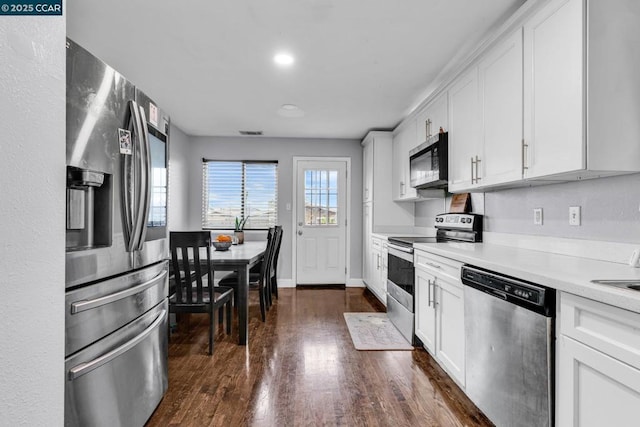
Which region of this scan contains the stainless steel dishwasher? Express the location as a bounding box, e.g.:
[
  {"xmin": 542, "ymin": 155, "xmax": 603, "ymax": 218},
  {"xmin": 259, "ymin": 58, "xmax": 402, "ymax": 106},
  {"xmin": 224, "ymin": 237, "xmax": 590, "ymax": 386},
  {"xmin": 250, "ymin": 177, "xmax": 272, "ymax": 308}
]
[{"xmin": 462, "ymin": 265, "xmax": 556, "ymax": 427}]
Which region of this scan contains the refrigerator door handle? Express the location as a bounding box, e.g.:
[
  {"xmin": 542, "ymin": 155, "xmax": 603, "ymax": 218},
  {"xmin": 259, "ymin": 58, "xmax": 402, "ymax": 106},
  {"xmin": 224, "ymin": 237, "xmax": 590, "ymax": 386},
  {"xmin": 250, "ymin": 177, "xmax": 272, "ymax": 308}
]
[
  {"xmin": 135, "ymin": 105, "xmax": 151, "ymax": 251},
  {"xmin": 70, "ymin": 270, "xmax": 167, "ymax": 314},
  {"xmin": 67, "ymin": 308, "xmax": 167, "ymax": 380},
  {"xmin": 128, "ymin": 101, "xmax": 147, "ymax": 251},
  {"xmin": 120, "ymin": 101, "xmax": 140, "ymax": 252}
]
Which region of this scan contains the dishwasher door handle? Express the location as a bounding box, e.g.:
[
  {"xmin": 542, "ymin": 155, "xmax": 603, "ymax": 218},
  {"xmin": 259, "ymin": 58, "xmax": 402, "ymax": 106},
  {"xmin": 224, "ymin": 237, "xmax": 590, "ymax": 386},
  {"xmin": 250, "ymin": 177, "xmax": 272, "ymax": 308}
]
[{"xmin": 488, "ymin": 288, "xmax": 508, "ymax": 300}]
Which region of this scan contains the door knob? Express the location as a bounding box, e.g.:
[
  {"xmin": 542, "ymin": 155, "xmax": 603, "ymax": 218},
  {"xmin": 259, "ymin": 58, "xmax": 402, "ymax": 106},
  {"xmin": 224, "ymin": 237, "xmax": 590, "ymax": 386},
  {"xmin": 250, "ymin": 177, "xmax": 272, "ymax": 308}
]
[
  {"xmin": 298, "ymin": 222, "xmax": 303, "ymax": 226},
  {"xmin": 298, "ymin": 230, "xmax": 303, "ymax": 236}
]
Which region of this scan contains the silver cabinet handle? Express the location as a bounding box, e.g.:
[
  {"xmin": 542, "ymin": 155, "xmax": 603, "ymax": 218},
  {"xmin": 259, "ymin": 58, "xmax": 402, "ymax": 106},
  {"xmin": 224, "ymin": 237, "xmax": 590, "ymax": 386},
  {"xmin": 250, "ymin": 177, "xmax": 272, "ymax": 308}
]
[
  {"xmin": 425, "ymin": 261, "xmax": 441, "ymax": 269},
  {"xmin": 68, "ymin": 308, "xmax": 167, "ymax": 380},
  {"xmin": 522, "ymin": 139, "xmax": 529, "ymax": 174},
  {"xmin": 475, "ymin": 155, "xmax": 482, "ymax": 182},
  {"xmin": 470, "ymin": 157, "xmax": 475, "ymax": 184},
  {"xmin": 70, "ymin": 270, "xmax": 167, "ymax": 314},
  {"xmin": 400, "ymin": 181, "xmax": 405, "ymax": 196}
]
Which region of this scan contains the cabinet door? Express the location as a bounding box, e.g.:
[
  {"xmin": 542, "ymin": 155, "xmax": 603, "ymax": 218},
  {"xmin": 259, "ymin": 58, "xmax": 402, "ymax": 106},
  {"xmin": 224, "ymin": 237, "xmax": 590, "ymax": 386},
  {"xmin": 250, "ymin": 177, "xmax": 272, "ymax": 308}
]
[
  {"xmin": 415, "ymin": 267, "xmax": 436, "ymax": 353},
  {"xmin": 391, "ymin": 120, "xmax": 418, "ymax": 200},
  {"xmin": 362, "ymin": 139, "xmax": 374, "ymax": 202},
  {"xmin": 371, "ymin": 238, "xmax": 382, "ymax": 292},
  {"xmin": 557, "ymin": 335, "xmax": 640, "ymax": 427},
  {"xmin": 479, "ymin": 29, "xmax": 524, "ymax": 187},
  {"xmin": 448, "ymin": 67, "xmax": 480, "ymax": 192},
  {"xmin": 523, "ymin": 0, "xmax": 584, "ymax": 179},
  {"xmin": 416, "ymin": 91, "xmax": 449, "ymax": 143},
  {"xmin": 436, "ymin": 277, "xmax": 465, "ymax": 386},
  {"xmin": 362, "ymin": 203, "xmax": 372, "ymax": 283}
]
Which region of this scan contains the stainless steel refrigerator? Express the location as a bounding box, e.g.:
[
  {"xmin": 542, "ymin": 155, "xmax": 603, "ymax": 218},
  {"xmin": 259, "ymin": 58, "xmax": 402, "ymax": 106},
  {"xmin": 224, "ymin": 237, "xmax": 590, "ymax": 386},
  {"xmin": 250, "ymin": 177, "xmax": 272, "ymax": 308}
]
[{"xmin": 64, "ymin": 39, "xmax": 169, "ymax": 427}]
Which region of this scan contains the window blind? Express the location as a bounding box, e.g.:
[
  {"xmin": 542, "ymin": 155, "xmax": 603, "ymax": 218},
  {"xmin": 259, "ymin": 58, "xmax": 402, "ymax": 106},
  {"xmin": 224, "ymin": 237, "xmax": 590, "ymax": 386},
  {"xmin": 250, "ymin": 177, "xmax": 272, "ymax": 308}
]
[{"xmin": 202, "ymin": 160, "xmax": 278, "ymax": 229}]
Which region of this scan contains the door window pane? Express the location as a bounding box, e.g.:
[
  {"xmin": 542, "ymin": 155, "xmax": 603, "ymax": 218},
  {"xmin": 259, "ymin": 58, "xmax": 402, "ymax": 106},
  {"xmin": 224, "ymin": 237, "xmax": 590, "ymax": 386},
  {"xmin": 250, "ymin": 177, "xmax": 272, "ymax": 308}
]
[{"xmin": 304, "ymin": 169, "xmax": 338, "ymax": 226}]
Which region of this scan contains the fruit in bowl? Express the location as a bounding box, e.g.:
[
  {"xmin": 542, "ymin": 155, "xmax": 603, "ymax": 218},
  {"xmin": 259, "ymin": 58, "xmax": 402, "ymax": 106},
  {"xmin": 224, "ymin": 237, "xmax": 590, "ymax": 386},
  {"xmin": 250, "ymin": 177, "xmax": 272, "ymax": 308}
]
[{"xmin": 212, "ymin": 235, "xmax": 232, "ymax": 251}]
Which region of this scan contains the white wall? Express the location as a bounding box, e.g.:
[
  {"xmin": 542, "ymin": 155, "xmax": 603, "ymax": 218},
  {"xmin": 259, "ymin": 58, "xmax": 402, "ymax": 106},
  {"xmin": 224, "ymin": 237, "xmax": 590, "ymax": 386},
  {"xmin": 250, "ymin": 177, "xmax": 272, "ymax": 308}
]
[
  {"xmin": 185, "ymin": 136, "xmax": 363, "ymax": 283},
  {"xmin": 414, "ymin": 173, "xmax": 640, "ymax": 243},
  {"xmin": 483, "ymin": 173, "xmax": 640, "ymax": 242},
  {"xmin": 0, "ymin": 13, "xmax": 66, "ymax": 426},
  {"xmin": 168, "ymin": 123, "xmax": 191, "ymax": 230}
]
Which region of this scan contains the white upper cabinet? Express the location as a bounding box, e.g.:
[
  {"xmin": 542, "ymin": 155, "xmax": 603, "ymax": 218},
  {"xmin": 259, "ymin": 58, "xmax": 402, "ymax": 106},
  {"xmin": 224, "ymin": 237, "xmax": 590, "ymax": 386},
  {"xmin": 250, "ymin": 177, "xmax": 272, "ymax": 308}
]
[
  {"xmin": 479, "ymin": 29, "xmax": 524, "ymax": 187},
  {"xmin": 416, "ymin": 91, "xmax": 449, "ymax": 143},
  {"xmin": 362, "ymin": 131, "xmax": 414, "ymax": 226},
  {"xmin": 402, "ymin": 0, "xmax": 640, "ymax": 193},
  {"xmin": 391, "ymin": 120, "xmax": 419, "ymax": 201},
  {"xmin": 523, "ymin": 0, "xmax": 583, "ymax": 179},
  {"xmin": 363, "ymin": 141, "xmax": 374, "ymax": 203},
  {"xmin": 448, "ymin": 68, "xmax": 480, "ymax": 192}
]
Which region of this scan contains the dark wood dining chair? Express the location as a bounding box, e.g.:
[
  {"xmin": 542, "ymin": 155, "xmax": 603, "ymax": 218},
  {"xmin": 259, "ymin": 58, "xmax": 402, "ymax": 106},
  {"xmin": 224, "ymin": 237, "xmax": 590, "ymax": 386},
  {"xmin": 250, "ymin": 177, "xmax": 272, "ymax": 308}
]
[
  {"xmin": 218, "ymin": 227, "xmax": 276, "ymax": 321},
  {"xmin": 268, "ymin": 225, "xmax": 283, "ymax": 302},
  {"xmin": 169, "ymin": 231, "xmax": 234, "ymax": 355}
]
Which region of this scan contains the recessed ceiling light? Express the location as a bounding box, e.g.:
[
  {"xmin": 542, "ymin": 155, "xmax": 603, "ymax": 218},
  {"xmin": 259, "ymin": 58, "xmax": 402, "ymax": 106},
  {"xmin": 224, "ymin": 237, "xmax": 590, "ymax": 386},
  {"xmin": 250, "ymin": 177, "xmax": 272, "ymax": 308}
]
[
  {"xmin": 274, "ymin": 53, "xmax": 294, "ymax": 66},
  {"xmin": 277, "ymin": 104, "xmax": 305, "ymax": 118}
]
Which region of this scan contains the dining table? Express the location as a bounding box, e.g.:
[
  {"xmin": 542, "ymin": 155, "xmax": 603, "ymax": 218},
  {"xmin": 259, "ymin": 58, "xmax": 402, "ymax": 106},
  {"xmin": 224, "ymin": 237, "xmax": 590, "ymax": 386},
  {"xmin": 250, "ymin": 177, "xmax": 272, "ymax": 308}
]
[{"xmin": 207, "ymin": 240, "xmax": 266, "ymax": 345}]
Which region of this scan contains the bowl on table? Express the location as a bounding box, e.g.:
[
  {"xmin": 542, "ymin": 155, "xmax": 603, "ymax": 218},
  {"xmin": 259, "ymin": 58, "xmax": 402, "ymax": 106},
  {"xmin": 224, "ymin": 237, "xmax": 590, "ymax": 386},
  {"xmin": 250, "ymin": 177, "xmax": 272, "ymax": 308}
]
[{"xmin": 212, "ymin": 240, "xmax": 232, "ymax": 251}]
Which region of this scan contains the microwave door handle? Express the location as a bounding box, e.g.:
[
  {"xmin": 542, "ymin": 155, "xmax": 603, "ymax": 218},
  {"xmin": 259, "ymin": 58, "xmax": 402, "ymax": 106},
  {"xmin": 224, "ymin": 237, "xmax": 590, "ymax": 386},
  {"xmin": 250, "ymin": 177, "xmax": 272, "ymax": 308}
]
[{"xmin": 135, "ymin": 105, "xmax": 151, "ymax": 251}]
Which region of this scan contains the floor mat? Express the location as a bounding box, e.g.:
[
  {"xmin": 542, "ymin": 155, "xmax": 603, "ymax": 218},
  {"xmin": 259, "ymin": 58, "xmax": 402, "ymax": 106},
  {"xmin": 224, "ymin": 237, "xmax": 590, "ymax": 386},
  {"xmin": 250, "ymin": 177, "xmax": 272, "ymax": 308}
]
[{"xmin": 343, "ymin": 312, "xmax": 413, "ymax": 350}]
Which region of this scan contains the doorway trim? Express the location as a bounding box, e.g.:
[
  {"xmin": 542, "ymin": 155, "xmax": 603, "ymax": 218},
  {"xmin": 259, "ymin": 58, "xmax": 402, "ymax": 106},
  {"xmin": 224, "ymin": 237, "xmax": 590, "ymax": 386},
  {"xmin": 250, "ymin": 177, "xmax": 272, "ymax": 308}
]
[{"xmin": 292, "ymin": 156, "xmax": 351, "ymax": 286}]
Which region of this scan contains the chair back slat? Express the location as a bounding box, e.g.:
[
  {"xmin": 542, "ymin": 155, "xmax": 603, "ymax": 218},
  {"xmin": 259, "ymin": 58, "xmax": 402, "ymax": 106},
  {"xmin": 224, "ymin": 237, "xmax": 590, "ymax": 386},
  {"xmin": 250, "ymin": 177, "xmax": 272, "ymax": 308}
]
[
  {"xmin": 260, "ymin": 228, "xmax": 276, "ymax": 282},
  {"xmin": 170, "ymin": 231, "xmax": 213, "ymax": 305},
  {"xmin": 270, "ymin": 226, "xmax": 283, "ymax": 278}
]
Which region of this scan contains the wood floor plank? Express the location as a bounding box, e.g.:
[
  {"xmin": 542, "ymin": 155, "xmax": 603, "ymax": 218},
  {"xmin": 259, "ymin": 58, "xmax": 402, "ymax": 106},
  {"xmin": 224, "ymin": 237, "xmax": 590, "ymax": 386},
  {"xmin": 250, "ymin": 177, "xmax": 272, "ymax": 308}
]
[{"xmin": 146, "ymin": 288, "xmax": 492, "ymax": 427}]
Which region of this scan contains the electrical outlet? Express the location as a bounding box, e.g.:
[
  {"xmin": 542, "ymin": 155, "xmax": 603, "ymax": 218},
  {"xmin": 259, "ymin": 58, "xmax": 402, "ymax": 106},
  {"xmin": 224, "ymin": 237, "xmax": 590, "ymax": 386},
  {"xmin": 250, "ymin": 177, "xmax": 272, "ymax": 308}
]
[
  {"xmin": 533, "ymin": 208, "xmax": 543, "ymax": 225},
  {"xmin": 569, "ymin": 206, "xmax": 581, "ymax": 226}
]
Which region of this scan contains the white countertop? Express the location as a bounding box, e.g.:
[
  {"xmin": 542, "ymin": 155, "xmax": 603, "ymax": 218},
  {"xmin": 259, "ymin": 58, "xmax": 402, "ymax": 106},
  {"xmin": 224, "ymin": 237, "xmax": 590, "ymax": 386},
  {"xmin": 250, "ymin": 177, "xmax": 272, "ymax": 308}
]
[{"xmin": 413, "ymin": 241, "xmax": 640, "ymax": 314}]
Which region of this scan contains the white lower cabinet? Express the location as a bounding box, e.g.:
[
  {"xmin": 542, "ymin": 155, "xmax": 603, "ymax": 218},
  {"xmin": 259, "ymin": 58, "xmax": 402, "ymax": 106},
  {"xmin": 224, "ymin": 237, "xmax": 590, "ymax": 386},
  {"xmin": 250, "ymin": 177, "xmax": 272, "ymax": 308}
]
[
  {"xmin": 364, "ymin": 236, "xmax": 386, "ymax": 305},
  {"xmin": 414, "ymin": 250, "xmax": 465, "ymax": 387},
  {"xmin": 415, "ymin": 267, "xmax": 436, "ymax": 352},
  {"xmin": 557, "ymin": 292, "xmax": 640, "ymax": 426}
]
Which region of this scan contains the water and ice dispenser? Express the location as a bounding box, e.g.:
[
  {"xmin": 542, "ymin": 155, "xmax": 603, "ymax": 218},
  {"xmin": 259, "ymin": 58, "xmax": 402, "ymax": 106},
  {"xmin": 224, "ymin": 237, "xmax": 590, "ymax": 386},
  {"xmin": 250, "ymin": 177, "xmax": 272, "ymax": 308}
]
[{"xmin": 66, "ymin": 166, "xmax": 112, "ymax": 250}]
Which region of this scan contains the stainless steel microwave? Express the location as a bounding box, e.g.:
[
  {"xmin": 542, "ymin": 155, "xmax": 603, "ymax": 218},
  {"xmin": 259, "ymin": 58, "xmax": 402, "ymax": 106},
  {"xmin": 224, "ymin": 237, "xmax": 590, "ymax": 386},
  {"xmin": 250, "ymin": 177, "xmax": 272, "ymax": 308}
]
[{"xmin": 409, "ymin": 132, "xmax": 448, "ymax": 189}]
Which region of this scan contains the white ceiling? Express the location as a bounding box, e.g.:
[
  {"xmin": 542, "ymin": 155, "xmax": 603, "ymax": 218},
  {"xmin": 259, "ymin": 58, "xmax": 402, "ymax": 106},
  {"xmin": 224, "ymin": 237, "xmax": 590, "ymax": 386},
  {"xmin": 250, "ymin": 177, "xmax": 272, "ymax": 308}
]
[{"xmin": 67, "ymin": 0, "xmax": 524, "ymax": 140}]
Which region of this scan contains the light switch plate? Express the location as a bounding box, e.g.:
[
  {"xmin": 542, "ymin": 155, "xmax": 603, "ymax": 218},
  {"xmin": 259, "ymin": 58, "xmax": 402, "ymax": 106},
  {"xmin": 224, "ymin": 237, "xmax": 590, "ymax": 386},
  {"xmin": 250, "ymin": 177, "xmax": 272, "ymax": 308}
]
[
  {"xmin": 569, "ymin": 206, "xmax": 581, "ymax": 226},
  {"xmin": 533, "ymin": 208, "xmax": 543, "ymax": 225}
]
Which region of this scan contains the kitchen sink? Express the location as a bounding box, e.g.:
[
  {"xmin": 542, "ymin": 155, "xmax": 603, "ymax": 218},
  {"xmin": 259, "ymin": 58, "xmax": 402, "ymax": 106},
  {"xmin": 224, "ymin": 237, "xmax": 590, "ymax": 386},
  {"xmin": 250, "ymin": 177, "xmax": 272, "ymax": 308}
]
[{"xmin": 591, "ymin": 280, "xmax": 640, "ymax": 291}]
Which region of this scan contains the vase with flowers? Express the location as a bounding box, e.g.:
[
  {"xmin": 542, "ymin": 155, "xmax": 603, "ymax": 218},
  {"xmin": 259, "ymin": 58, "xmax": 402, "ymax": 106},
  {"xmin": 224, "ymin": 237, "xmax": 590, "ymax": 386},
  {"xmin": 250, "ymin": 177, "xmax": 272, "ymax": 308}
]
[{"xmin": 234, "ymin": 216, "xmax": 248, "ymax": 244}]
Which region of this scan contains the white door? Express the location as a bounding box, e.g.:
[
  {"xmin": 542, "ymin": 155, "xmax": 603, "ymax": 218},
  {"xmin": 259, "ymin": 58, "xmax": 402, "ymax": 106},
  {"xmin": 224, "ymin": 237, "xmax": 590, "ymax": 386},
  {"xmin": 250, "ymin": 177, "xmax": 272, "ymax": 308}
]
[{"xmin": 295, "ymin": 160, "xmax": 347, "ymax": 285}]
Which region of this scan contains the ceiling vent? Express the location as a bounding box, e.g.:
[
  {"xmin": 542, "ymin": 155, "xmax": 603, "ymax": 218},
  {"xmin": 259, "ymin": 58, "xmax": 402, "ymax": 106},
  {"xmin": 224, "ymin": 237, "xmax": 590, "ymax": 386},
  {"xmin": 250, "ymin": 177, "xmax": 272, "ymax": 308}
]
[{"xmin": 239, "ymin": 130, "xmax": 263, "ymax": 136}]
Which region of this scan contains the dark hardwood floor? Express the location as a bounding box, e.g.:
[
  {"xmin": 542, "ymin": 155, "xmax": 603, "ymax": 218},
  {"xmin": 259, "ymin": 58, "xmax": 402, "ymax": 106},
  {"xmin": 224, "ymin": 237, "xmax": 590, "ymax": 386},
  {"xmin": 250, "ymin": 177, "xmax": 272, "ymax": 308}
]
[{"xmin": 146, "ymin": 288, "xmax": 492, "ymax": 427}]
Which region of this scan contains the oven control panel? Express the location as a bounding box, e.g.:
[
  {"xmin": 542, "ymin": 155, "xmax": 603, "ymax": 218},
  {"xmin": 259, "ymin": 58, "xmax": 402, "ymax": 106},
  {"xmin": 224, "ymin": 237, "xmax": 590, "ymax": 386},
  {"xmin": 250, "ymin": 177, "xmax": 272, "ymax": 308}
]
[{"xmin": 435, "ymin": 213, "xmax": 483, "ymax": 232}]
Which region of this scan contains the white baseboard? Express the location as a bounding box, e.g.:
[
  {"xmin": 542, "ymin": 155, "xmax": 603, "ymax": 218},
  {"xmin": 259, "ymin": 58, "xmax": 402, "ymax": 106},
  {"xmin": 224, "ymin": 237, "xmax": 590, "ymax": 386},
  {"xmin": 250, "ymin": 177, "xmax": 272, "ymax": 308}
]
[
  {"xmin": 346, "ymin": 278, "xmax": 365, "ymax": 287},
  {"xmin": 276, "ymin": 278, "xmax": 365, "ymax": 288},
  {"xmin": 277, "ymin": 278, "xmax": 295, "ymax": 288}
]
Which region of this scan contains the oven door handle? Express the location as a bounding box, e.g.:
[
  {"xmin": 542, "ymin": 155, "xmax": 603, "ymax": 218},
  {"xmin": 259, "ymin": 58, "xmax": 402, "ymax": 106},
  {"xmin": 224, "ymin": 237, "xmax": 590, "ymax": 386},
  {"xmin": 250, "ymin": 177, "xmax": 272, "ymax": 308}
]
[
  {"xmin": 388, "ymin": 246, "xmax": 414, "ymax": 263},
  {"xmin": 388, "ymin": 243, "xmax": 414, "ymax": 254}
]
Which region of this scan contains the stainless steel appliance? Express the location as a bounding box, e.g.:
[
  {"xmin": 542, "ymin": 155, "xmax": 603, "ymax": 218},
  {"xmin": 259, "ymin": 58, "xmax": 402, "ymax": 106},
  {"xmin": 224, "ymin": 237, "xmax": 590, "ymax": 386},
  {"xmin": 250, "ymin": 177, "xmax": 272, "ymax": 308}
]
[
  {"xmin": 462, "ymin": 265, "xmax": 556, "ymax": 427},
  {"xmin": 409, "ymin": 132, "xmax": 448, "ymax": 189},
  {"xmin": 386, "ymin": 213, "xmax": 483, "ymax": 344},
  {"xmin": 65, "ymin": 39, "xmax": 169, "ymax": 426}
]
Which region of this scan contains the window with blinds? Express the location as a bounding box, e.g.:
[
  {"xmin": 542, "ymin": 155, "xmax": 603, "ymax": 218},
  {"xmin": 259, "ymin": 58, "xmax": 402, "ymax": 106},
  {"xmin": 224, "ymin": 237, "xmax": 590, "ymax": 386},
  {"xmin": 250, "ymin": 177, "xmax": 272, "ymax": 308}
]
[{"xmin": 202, "ymin": 160, "xmax": 278, "ymax": 230}]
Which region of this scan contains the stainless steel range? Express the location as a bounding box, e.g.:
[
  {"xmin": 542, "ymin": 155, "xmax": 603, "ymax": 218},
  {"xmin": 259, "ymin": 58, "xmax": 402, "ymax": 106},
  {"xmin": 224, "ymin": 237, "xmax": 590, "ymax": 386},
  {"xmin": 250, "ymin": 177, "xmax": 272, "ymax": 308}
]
[{"xmin": 386, "ymin": 213, "xmax": 483, "ymax": 345}]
